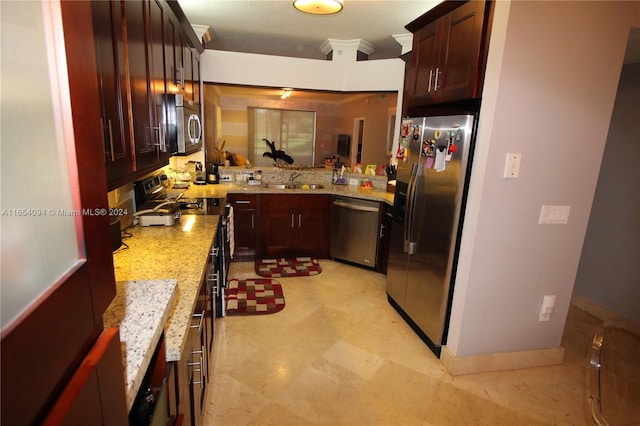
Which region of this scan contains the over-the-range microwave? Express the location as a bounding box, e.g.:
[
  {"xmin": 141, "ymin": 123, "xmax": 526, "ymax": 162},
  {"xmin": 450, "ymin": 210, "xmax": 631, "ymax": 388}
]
[{"xmin": 165, "ymin": 94, "xmax": 202, "ymax": 155}]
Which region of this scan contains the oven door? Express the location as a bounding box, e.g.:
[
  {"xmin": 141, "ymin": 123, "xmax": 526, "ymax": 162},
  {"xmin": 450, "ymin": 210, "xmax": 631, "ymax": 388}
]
[{"xmin": 215, "ymin": 207, "xmax": 232, "ymax": 317}]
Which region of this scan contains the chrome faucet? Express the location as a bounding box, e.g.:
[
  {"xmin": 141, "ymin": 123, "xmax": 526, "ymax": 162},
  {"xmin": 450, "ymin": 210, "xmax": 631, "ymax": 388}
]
[{"xmin": 290, "ymin": 172, "xmax": 303, "ymax": 182}]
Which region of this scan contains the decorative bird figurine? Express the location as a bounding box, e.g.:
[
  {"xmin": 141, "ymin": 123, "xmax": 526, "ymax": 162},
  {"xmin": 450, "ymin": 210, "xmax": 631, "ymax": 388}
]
[{"xmin": 262, "ymin": 139, "xmax": 294, "ymax": 165}]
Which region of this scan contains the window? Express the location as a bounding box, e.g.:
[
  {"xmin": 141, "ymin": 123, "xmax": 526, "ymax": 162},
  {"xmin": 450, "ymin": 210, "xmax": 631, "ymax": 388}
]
[{"xmin": 247, "ymin": 107, "xmax": 316, "ymax": 167}]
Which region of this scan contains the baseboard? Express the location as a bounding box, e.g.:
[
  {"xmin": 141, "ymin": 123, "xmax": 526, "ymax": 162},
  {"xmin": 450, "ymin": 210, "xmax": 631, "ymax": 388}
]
[
  {"xmin": 570, "ymin": 292, "xmax": 634, "ymax": 323},
  {"xmin": 440, "ymin": 345, "xmax": 565, "ymax": 376}
]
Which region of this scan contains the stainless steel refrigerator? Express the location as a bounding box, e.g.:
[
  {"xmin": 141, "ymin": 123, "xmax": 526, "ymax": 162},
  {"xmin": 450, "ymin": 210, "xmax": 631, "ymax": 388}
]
[{"xmin": 386, "ymin": 114, "xmax": 476, "ymax": 356}]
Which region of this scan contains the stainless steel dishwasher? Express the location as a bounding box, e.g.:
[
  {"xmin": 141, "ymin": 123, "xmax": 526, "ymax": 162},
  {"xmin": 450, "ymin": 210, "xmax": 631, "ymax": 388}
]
[{"xmin": 330, "ymin": 196, "xmax": 380, "ymax": 268}]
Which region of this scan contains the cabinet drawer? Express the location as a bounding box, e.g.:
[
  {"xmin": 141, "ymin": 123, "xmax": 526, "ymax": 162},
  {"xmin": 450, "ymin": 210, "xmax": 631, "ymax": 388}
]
[
  {"xmin": 227, "ymin": 194, "xmax": 257, "ymax": 209},
  {"xmin": 261, "ymin": 194, "xmax": 329, "ymax": 210}
]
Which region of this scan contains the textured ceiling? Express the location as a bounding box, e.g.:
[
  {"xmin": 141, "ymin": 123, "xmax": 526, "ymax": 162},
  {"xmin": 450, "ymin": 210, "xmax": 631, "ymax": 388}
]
[
  {"xmin": 177, "ymin": 0, "xmax": 442, "ymax": 60},
  {"xmin": 181, "ymin": 0, "xmax": 640, "ymax": 101}
]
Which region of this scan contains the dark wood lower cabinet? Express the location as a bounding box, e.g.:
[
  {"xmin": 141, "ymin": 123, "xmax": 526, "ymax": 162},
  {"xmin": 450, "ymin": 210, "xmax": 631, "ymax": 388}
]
[
  {"xmin": 259, "ymin": 194, "xmax": 331, "ymax": 258},
  {"xmin": 176, "ymin": 279, "xmax": 208, "ymax": 426},
  {"xmin": 227, "ymin": 194, "xmax": 258, "ymax": 260},
  {"xmin": 42, "ymin": 328, "xmax": 128, "ymax": 426}
]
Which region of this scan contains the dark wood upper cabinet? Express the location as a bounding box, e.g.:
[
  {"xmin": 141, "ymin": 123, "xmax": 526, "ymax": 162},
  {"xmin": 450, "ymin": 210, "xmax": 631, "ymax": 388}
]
[
  {"xmin": 95, "ymin": 0, "xmax": 202, "ymax": 188},
  {"xmin": 149, "ymin": 0, "xmax": 173, "ymax": 164},
  {"xmin": 125, "ymin": 0, "xmax": 163, "ymax": 174},
  {"xmin": 192, "ymin": 52, "xmax": 201, "ymax": 105},
  {"xmin": 164, "ymin": 15, "xmax": 179, "ymax": 93},
  {"xmin": 183, "ymin": 44, "xmax": 195, "ymax": 102},
  {"xmin": 92, "ymin": 1, "xmax": 133, "ymax": 188},
  {"xmin": 405, "ymin": 0, "xmax": 492, "ymax": 111}
]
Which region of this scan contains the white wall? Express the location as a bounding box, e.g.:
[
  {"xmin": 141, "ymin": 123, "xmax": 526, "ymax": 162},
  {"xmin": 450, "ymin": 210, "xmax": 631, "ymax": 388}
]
[
  {"xmin": 573, "ymin": 61, "xmax": 640, "ymax": 324},
  {"xmin": 200, "ymin": 50, "xmax": 405, "ymax": 92},
  {"xmin": 447, "ymin": 1, "xmax": 640, "ymax": 357}
]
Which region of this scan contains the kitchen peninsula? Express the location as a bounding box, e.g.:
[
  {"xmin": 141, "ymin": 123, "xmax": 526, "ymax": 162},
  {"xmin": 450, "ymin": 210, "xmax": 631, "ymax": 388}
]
[
  {"xmin": 112, "ymin": 215, "xmax": 219, "ymax": 361},
  {"xmin": 112, "ymin": 214, "xmax": 219, "ymax": 424},
  {"xmin": 103, "ymin": 279, "xmax": 177, "ymax": 410}
]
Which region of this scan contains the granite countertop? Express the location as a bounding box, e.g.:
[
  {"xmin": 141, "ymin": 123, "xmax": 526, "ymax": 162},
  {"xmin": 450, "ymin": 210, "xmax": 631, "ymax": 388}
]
[
  {"xmin": 103, "ymin": 279, "xmax": 178, "ymax": 411},
  {"xmin": 182, "ymin": 182, "xmax": 395, "ymax": 205},
  {"xmin": 112, "ymin": 215, "xmax": 220, "ymax": 362}
]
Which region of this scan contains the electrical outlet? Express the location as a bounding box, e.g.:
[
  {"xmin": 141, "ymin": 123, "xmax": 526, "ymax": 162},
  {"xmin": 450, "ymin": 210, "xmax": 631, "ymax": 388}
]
[{"xmin": 503, "ymin": 153, "xmax": 521, "ymax": 178}]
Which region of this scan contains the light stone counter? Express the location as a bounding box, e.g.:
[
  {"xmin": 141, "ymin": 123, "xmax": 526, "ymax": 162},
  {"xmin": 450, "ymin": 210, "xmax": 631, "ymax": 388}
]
[
  {"xmin": 103, "ymin": 279, "xmax": 177, "ymax": 411},
  {"xmin": 182, "ymin": 182, "xmax": 395, "ymax": 206},
  {"xmin": 112, "ymin": 215, "xmax": 220, "ymax": 363}
]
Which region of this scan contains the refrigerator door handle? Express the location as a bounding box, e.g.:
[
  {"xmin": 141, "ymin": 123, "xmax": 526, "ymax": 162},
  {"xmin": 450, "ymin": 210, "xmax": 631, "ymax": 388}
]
[{"xmin": 404, "ymin": 163, "xmax": 418, "ymax": 254}]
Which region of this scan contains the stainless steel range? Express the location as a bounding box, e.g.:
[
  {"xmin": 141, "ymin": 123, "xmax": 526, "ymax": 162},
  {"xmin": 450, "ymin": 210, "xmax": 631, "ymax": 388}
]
[
  {"xmin": 133, "ymin": 172, "xmax": 184, "ymax": 226},
  {"xmin": 177, "ymin": 197, "xmax": 226, "ymax": 216}
]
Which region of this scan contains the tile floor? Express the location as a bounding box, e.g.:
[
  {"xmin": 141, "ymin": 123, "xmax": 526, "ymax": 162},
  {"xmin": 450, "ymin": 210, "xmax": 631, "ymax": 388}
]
[{"xmin": 204, "ymin": 260, "xmax": 602, "ymax": 425}]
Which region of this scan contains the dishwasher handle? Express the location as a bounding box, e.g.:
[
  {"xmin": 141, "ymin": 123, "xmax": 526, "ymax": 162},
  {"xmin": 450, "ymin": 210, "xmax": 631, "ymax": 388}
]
[{"xmin": 333, "ymin": 200, "xmax": 379, "ymax": 213}]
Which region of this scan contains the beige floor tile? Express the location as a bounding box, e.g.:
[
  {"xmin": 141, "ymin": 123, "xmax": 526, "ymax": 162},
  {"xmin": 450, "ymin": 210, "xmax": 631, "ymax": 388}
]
[
  {"xmin": 202, "ymin": 259, "xmax": 606, "ymax": 426},
  {"xmin": 337, "ymin": 391, "xmax": 435, "ymax": 426},
  {"xmin": 322, "ymin": 340, "xmax": 385, "ymax": 381},
  {"xmin": 247, "ymin": 401, "xmax": 316, "ymax": 426},
  {"xmin": 425, "ymin": 379, "xmax": 551, "ymax": 426},
  {"xmin": 203, "ymin": 373, "xmax": 271, "ymax": 426}
]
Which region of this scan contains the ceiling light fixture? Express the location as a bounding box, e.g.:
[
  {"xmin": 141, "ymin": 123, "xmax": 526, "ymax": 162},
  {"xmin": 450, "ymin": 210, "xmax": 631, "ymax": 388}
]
[{"xmin": 293, "ymin": 0, "xmax": 344, "ymax": 15}]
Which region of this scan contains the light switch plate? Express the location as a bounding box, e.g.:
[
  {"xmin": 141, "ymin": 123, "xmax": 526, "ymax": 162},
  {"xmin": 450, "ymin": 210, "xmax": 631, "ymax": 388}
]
[
  {"xmin": 538, "ymin": 205, "xmax": 571, "ymax": 224},
  {"xmin": 503, "ymin": 153, "xmax": 521, "ymax": 178}
]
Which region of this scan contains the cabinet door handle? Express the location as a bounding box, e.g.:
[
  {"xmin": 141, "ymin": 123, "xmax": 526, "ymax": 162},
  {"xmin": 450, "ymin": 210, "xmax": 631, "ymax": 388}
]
[
  {"xmin": 178, "ymin": 64, "xmax": 185, "ymax": 88},
  {"xmin": 235, "ymin": 200, "xmax": 251, "ymax": 204},
  {"xmin": 333, "ymin": 200, "xmax": 379, "ymax": 213},
  {"xmin": 251, "ymin": 213, "xmax": 254, "ymax": 229},
  {"xmin": 298, "ymin": 213, "xmax": 302, "ymax": 228},
  {"xmin": 153, "ymin": 125, "xmax": 166, "ymax": 152},
  {"xmin": 107, "ymin": 119, "xmax": 115, "ymax": 161},
  {"xmin": 291, "ymin": 214, "xmax": 294, "ymax": 228},
  {"xmin": 190, "ymin": 310, "xmax": 205, "ymax": 331},
  {"xmin": 434, "ymin": 67, "xmax": 440, "ymax": 91},
  {"xmin": 188, "ymin": 346, "xmax": 204, "ymax": 387},
  {"xmin": 207, "ymin": 270, "xmax": 218, "ymax": 287},
  {"xmin": 428, "ymin": 69, "xmax": 434, "ymax": 93},
  {"xmin": 379, "ymin": 223, "xmax": 386, "ymax": 239},
  {"xmin": 100, "ymin": 118, "xmax": 107, "ymax": 158}
]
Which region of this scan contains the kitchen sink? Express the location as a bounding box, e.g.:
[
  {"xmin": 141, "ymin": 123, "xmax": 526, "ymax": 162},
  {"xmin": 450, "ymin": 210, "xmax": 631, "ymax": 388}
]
[
  {"xmin": 264, "ymin": 183, "xmax": 299, "ymax": 189},
  {"xmin": 264, "ymin": 183, "xmax": 324, "ymax": 190}
]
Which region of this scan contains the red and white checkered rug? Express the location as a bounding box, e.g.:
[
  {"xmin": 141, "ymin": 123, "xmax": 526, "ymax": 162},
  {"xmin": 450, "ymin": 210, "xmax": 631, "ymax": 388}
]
[
  {"xmin": 225, "ymin": 278, "xmax": 285, "ymax": 316},
  {"xmin": 255, "ymin": 257, "xmax": 322, "ymax": 278}
]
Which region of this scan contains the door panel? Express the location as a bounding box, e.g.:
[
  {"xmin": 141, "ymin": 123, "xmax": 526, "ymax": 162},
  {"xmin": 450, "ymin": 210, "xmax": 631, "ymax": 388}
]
[
  {"xmin": 261, "ymin": 209, "xmax": 295, "ymax": 256},
  {"xmin": 297, "ymin": 207, "xmax": 329, "ymax": 256}
]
